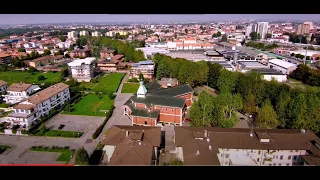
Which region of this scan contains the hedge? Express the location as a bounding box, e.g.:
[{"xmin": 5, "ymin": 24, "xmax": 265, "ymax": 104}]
[{"xmin": 92, "ymin": 106, "xmax": 115, "ymax": 139}]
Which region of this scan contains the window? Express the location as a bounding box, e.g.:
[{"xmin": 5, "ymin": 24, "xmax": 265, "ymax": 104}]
[
  {"xmin": 257, "ymin": 158, "xmax": 260, "ymax": 162},
  {"xmin": 171, "ymin": 108, "xmax": 174, "ymax": 111},
  {"xmin": 286, "ymin": 163, "xmax": 290, "ymax": 166},
  {"xmin": 295, "ymin": 150, "xmax": 299, "ymax": 152},
  {"xmin": 269, "ymin": 164, "xmax": 272, "ymax": 166},
  {"xmin": 288, "ymin": 155, "xmax": 291, "ymax": 160},
  {"xmin": 293, "ymin": 156, "xmax": 297, "ymax": 160},
  {"xmin": 273, "ymin": 163, "xmax": 276, "ymax": 166},
  {"xmin": 280, "ymin": 155, "xmax": 283, "ymax": 160},
  {"xmin": 278, "ymin": 163, "xmax": 281, "ymax": 166},
  {"xmin": 144, "ymin": 121, "xmax": 147, "ymax": 125},
  {"xmin": 225, "ymin": 154, "xmax": 230, "ymax": 158},
  {"xmin": 165, "ymin": 108, "xmax": 167, "ymax": 112},
  {"xmin": 226, "ymin": 149, "xmax": 229, "ymax": 151},
  {"xmin": 273, "ymin": 155, "xmax": 275, "ymax": 159},
  {"xmin": 276, "ymin": 155, "xmax": 278, "ymax": 159},
  {"xmin": 258, "ymin": 151, "xmax": 261, "ymax": 155}
]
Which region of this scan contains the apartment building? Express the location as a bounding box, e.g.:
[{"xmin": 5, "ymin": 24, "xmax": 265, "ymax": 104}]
[
  {"xmin": 174, "ymin": 127, "xmax": 319, "ymax": 166},
  {"xmin": 67, "ymin": 31, "xmax": 79, "ymax": 39},
  {"xmin": 7, "ymin": 83, "xmax": 70, "ymax": 129},
  {"xmin": 129, "ymin": 60, "xmax": 155, "ymax": 79},
  {"xmin": 257, "ymin": 22, "xmax": 269, "ymax": 39},
  {"xmin": 26, "ymin": 55, "xmax": 64, "ymax": 68},
  {"xmin": 296, "ymin": 24, "xmax": 310, "ymax": 35},
  {"xmin": 122, "ymin": 80, "xmax": 193, "ymax": 126},
  {"xmin": 101, "ymin": 125, "xmax": 161, "ymax": 165},
  {"xmin": 68, "ymin": 57, "xmax": 97, "ymax": 82},
  {"xmin": 105, "ymin": 31, "xmax": 116, "ymax": 37},
  {"xmin": 79, "ymin": 30, "xmax": 89, "ymax": 37},
  {"xmin": 92, "ymin": 31, "xmax": 101, "ymax": 37},
  {"xmin": 3, "ymin": 83, "xmax": 40, "ymax": 104},
  {"xmin": 100, "ymin": 49, "xmax": 117, "ymax": 59},
  {"xmin": 0, "ymin": 80, "xmax": 8, "ymax": 94},
  {"xmin": 69, "ymin": 49, "xmax": 91, "ymax": 59}
]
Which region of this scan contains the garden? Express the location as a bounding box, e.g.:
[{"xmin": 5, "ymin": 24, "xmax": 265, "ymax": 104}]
[
  {"xmin": 121, "ymin": 82, "xmax": 139, "ymax": 93},
  {"xmin": 29, "ymin": 146, "xmax": 75, "ymax": 163},
  {"xmin": 79, "ymin": 73, "xmax": 125, "ymax": 93},
  {"xmin": 0, "ymin": 71, "xmax": 62, "ymax": 85},
  {"xmin": 0, "ymin": 145, "xmax": 11, "ymax": 154}
]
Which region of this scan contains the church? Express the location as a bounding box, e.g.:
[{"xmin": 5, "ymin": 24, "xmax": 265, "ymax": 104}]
[{"xmin": 122, "ymin": 80, "xmax": 194, "ymax": 126}]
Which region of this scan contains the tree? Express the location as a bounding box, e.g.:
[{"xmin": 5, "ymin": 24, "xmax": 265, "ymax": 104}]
[
  {"xmin": 212, "ymin": 33, "xmax": 217, "ymax": 38},
  {"xmin": 221, "ymin": 34, "xmax": 227, "ymax": 42},
  {"xmin": 288, "ymin": 94, "xmax": 307, "ymax": 129},
  {"xmin": 266, "ymin": 33, "xmax": 272, "ymax": 39},
  {"xmin": 249, "ymin": 32, "xmax": 258, "ymax": 41},
  {"xmin": 289, "ymin": 64, "xmax": 310, "ymax": 81},
  {"xmin": 275, "ymin": 92, "xmax": 292, "ymax": 128},
  {"xmin": 216, "ymin": 31, "xmax": 221, "ymax": 37},
  {"xmin": 69, "ymin": 44, "xmax": 74, "ymax": 51},
  {"xmin": 43, "ymin": 49, "xmax": 51, "ymax": 56},
  {"xmin": 61, "ymin": 67, "xmax": 69, "ymax": 77},
  {"xmin": 216, "ymin": 69, "xmax": 238, "ymax": 93},
  {"xmin": 184, "ymin": 29, "xmax": 188, "ymax": 34},
  {"xmin": 255, "ymin": 99, "xmax": 279, "ymax": 129},
  {"xmin": 75, "ymin": 147, "xmax": 89, "ymax": 165},
  {"xmin": 207, "ymin": 62, "xmax": 222, "ymax": 89},
  {"xmin": 240, "ymin": 39, "xmax": 246, "ymax": 45},
  {"xmin": 305, "ymin": 94, "xmax": 320, "ymax": 132},
  {"xmin": 18, "ymin": 48, "xmax": 26, "ymax": 52},
  {"xmin": 243, "ymin": 91, "xmax": 257, "ymax": 115},
  {"xmin": 37, "ymin": 75, "xmax": 45, "ymax": 81},
  {"xmin": 290, "ymin": 53, "xmax": 295, "ymax": 57},
  {"xmin": 168, "ymin": 158, "xmax": 183, "ymax": 166},
  {"xmin": 28, "ymin": 66, "xmax": 38, "ymax": 73},
  {"xmin": 190, "ymin": 92, "xmax": 215, "ymax": 127},
  {"xmin": 156, "ymin": 63, "xmax": 171, "ymax": 79},
  {"xmin": 59, "ymin": 35, "xmax": 67, "ymax": 42}
]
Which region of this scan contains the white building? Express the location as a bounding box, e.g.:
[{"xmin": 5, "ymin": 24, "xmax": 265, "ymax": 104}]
[
  {"xmin": 2, "ymin": 83, "xmax": 40, "ymax": 104},
  {"xmin": 268, "ymin": 59, "xmax": 297, "ymax": 75},
  {"xmin": 129, "ymin": 60, "xmax": 155, "ymax": 79},
  {"xmin": 106, "ymin": 31, "xmax": 116, "ymax": 37},
  {"xmin": 175, "ymin": 127, "xmax": 317, "ymax": 166},
  {"xmin": 67, "ymin": 31, "xmax": 79, "ymax": 39},
  {"xmin": 68, "ymin": 57, "xmax": 97, "ymax": 82},
  {"xmin": 257, "ymin": 22, "xmax": 269, "ymax": 39},
  {"xmin": 6, "ymin": 83, "xmax": 70, "ymax": 129},
  {"xmin": 79, "ymin": 30, "xmax": 89, "ymax": 37},
  {"xmin": 0, "ymin": 80, "xmax": 8, "ymax": 94},
  {"xmin": 252, "ymin": 69, "xmax": 288, "ymax": 82},
  {"xmin": 304, "ymin": 21, "xmax": 314, "ymax": 30},
  {"xmin": 135, "ymin": 47, "xmax": 170, "ymax": 59},
  {"xmin": 92, "ymin": 31, "xmax": 101, "ymax": 37},
  {"xmin": 289, "ymin": 49, "xmax": 320, "ymax": 57},
  {"xmin": 245, "ymin": 25, "xmax": 253, "ymax": 37}
]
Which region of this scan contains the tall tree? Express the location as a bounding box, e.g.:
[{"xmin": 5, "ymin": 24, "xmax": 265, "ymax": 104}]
[
  {"xmin": 217, "ymin": 69, "xmax": 238, "ymax": 93},
  {"xmin": 75, "ymin": 147, "xmax": 89, "ymax": 165},
  {"xmin": 190, "ymin": 92, "xmax": 215, "ymax": 127},
  {"xmin": 243, "ymin": 90, "xmax": 257, "ymax": 115},
  {"xmin": 255, "ymin": 99, "xmax": 279, "ymax": 129},
  {"xmin": 221, "ymin": 34, "xmax": 227, "ymax": 42},
  {"xmin": 305, "ymin": 94, "xmax": 320, "ymax": 132},
  {"xmin": 207, "ymin": 62, "xmax": 222, "ymax": 89},
  {"xmin": 249, "ymin": 32, "xmax": 258, "ymax": 41},
  {"xmin": 275, "ymin": 92, "xmax": 292, "ymax": 128},
  {"xmin": 43, "ymin": 49, "xmax": 51, "ymax": 56},
  {"xmin": 156, "ymin": 63, "xmax": 171, "ymax": 79},
  {"xmin": 288, "ymin": 94, "xmax": 307, "ymax": 129}
]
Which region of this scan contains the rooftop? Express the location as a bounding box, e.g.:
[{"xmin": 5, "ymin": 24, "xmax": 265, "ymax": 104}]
[
  {"xmin": 7, "ymin": 83, "xmax": 33, "ymax": 92},
  {"xmin": 67, "ymin": 57, "xmax": 96, "ymax": 66},
  {"xmin": 27, "ymin": 83, "xmax": 69, "ymax": 105},
  {"xmin": 0, "ymin": 80, "xmax": 7, "ymax": 87},
  {"xmin": 268, "ymin": 59, "xmax": 297, "ymax": 69},
  {"xmin": 252, "ymin": 68, "xmax": 285, "ymax": 75}
]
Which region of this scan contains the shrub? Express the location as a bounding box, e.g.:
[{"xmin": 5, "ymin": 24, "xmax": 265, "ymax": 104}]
[
  {"xmin": 37, "ymin": 75, "xmax": 45, "ymax": 81},
  {"xmin": 92, "ymin": 107, "xmax": 115, "ymax": 139},
  {"xmin": 75, "ymin": 147, "xmax": 89, "ymax": 165}
]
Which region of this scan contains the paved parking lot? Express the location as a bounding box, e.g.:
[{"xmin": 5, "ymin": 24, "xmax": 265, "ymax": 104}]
[
  {"xmin": 45, "ymin": 114, "xmax": 105, "ymax": 132},
  {"xmin": 12, "ymin": 151, "xmax": 63, "ymax": 164}
]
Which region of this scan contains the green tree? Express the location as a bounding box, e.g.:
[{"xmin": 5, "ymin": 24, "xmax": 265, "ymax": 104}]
[
  {"xmin": 43, "ymin": 49, "xmax": 51, "ymax": 56},
  {"xmin": 37, "ymin": 75, "xmax": 45, "ymax": 81},
  {"xmin": 75, "ymin": 147, "xmax": 89, "ymax": 165},
  {"xmin": 61, "ymin": 67, "xmax": 69, "ymax": 77},
  {"xmin": 275, "ymin": 92, "xmax": 292, "ymax": 128},
  {"xmin": 255, "ymin": 99, "xmax": 279, "ymax": 129},
  {"xmin": 190, "ymin": 92, "xmax": 215, "ymax": 127},
  {"xmin": 304, "ymin": 94, "xmax": 320, "ymax": 132},
  {"xmin": 18, "ymin": 48, "xmax": 26, "ymax": 52},
  {"xmin": 249, "ymin": 32, "xmax": 258, "ymax": 41},
  {"xmin": 207, "ymin": 62, "xmax": 222, "ymax": 89},
  {"xmin": 69, "ymin": 44, "xmax": 74, "ymax": 51},
  {"xmin": 59, "ymin": 36, "xmax": 67, "ymax": 42},
  {"xmin": 217, "ymin": 69, "xmax": 238, "ymax": 93},
  {"xmin": 156, "ymin": 63, "xmax": 171, "ymax": 79},
  {"xmin": 221, "ymin": 34, "xmax": 227, "ymax": 42},
  {"xmin": 266, "ymin": 33, "xmax": 272, "ymax": 39},
  {"xmin": 290, "ymin": 64, "xmax": 310, "ymax": 81},
  {"xmin": 288, "ymin": 94, "xmax": 307, "ymax": 129},
  {"xmin": 217, "ymin": 31, "xmax": 222, "ymax": 37},
  {"xmin": 243, "ymin": 90, "xmax": 257, "ymax": 115}
]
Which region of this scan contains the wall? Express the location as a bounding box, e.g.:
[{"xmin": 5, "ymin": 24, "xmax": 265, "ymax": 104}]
[
  {"xmin": 132, "ymin": 116, "xmax": 157, "ymax": 126},
  {"xmin": 263, "ymin": 75, "xmax": 287, "ymax": 82},
  {"xmin": 103, "ymin": 145, "xmax": 116, "ymax": 163},
  {"xmin": 175, "ymin": 93, "xmax": 193, "ymax": 107}
]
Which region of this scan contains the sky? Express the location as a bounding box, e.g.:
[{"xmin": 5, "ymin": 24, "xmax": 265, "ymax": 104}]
[{"xmin": 0, "ymin": 14, "xmax": 319, "ymax": 25}]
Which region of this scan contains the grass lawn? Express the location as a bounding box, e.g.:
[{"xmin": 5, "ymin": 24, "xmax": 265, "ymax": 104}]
[
  {"xmin": 35, "ymin": 130, "xmax": 84, "ymax": 138},
  {"xmin": 0, "ymin": 145, "xmax": 11, "ymax": 154},
  {"xmin": 62, "ymin": 94, "xmax": 114, "ymax": 116},
  {"xmin": 0, "ymin": 111, "xmax": 12, "ymax": 118},
  {"xmin": 80, "ymin": 73, "xmax": 125, "ymax": 93},
  {"xmin": 29, "ymin": 146, "xmax": 75, "ymax": 163},
  {"xmin": 0, "ymin": 103, "xmax": 11, "ymax": 108},
  {"xmin": 121, "ymin": 82, "xmax": 139, "ymax": 93},
  {"xmin": 0, "ymin": 71, "xmax": 62, "ymax": 85},
  {"xmin": 285, "ymin": 78, "xmax": 314, "ymax": 90}
]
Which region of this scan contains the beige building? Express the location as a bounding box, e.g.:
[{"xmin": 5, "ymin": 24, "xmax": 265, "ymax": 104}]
[
  {"xmin": 68, "ymin": 57, "xmax": 97, "ymax": 82},
  {"xmin": 296, "ymin": 24, "xmax": 311, "ymax": 35},
  {"xmin": 67, "ymin": 31, "xmax": 79, "ymax": 39},
  {"xmin": 129, "ymin": 60, "xmax": 155, "ymax": 79},
  {"xmin": 91, "ymin": 31, "xmax": 101, "ymax": 37},
  {"xmin": 2, "ymin": 83, "xmax": 40, "ymax": 104}
]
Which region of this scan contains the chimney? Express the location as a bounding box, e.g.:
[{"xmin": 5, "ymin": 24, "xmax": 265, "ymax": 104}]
[
  {"xmin": 126, "ymin": 131, "xmax": 129, "ymax": 138},
  {"xmin": 196, "ymin": 150, "xmax": 200, "ymax": 156},
  {"xmin": 209, "ymin": 145, "xmax": 212, "ymax": 150},
  {"xmin": 204, "ymin": 130, "xmax": 207, "ymax": 138}
]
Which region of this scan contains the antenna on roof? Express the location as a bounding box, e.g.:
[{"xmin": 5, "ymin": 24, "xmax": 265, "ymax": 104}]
[
  {"xmin": 209, "ymin": 145, "xmax": 212, "ymax": 150},
  {"xmin": 250, "ymin": 127, "xmax": 254, "ymax": 137}
]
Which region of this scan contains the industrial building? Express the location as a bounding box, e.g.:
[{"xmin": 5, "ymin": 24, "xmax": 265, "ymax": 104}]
[
  {"xmin": 252, "ymin": 68, "xmax": 288, "ymax": 82},
  {"xmin": 268, "ymin": 59, "xmax": 297, "ymax": 75}
]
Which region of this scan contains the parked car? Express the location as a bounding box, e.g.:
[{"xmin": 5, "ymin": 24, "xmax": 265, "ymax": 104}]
[{"xmin": 58, "ymin": 124, "xmax": 65, "ymax": 130}]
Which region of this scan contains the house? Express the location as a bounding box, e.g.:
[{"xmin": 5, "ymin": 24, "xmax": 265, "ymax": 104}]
[
  {"xmin": 26, "ymin": 55, "xmax": 64, "ymax": 68},
  {"xmin": 268, "ymin": 59, "xmax": 297, "ymax": 75},
  {"xmin": 2, "ymin": 83, "xmax": 40, "ymax": 104},
  {"xmin": 159, "ymin": 78, "xmax": 179, "ymax": 88},
  {"xmin": 174, "ymin": 127, "xmax": 320, "ymax": 166},
  {"xmin": 101, "ymin": 125, "xmax": 161, "ymax": 165},
  {"xmin": 97, "ymin": 55, "xmax": 127, "ymax": 72},
  {"xmin": 252, "ymin": 69, "xmax": 287, "ymax": 82},
  {"xmin": 70, "ymin": 49, "xmax": 91, "ymax": 59},
  {"xmin": 100, "ymin": 49, "xmax": 117, "ymax": 59},
  {"xmin": 255, "ymin": 53, "xmax": 274, "ymax": 65},
  {"xmin": 0, "ymin": 80, "xmax": 8, "ymax": 94},
  {"xmin": 129, "ymin": 60, "xmax": 155, "ymax": 79},
  {"xmin": 6, "ymin": 83, "xmax": 70, "ymax": 130},
  {"xmin": 122, "ymin": 80, "xmax": 193, "ymax": 127},
  {"xmin": 0, "ymin": 54, "xmax": 12, "ymax": 64},
  {"xmin": 68, "ymin": 57, "xmax": 97, "ymax": 82}
]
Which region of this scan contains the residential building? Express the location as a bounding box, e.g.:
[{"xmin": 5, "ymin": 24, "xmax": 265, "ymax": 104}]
[
  {"xmin": 97, "ymin": 55, "xmax": 127, "ymax": 72},
  {"xmin": 92, "ymin": 31, "xmax": 101, "ymax": 37},
  {"xmin": 101, "ymin": 125, "xmax": 161, "ymax": 165},
  {"xmin": 174, "ymin": 127, "xmax": 320, "ymax": 166},
  {"xmin": 304, "ymin": 21, "xmax": 314, "ymax": 30},
  {"xmin": 122, "ymin": 81, "xmax": 193, "ymax": 126},
  {"xmin": 129, "ymin": 60, "xmax": 155, "ymax": 79},
  {"xmin": 245, "ymin": 25, "xmax": 253, "ymax": 37},
  {"xmin": 136, "ymin": 47, "xmax": 169, "ymax": 59},
  {"xmin": 3, "ymin": 83, "xmax": 40, "ymax": 104},
  {"xmin": 100, "ymin": 49, "xmax": 117, "ymax": 59},
  {"xmin": 26, "ymin": 55, "xmax": 64, "ymax": 68},
  {"xmin": 268, "ymin": 59, "xmax": 297, "ymax": 75},
  {"xmin": 296, "ymin": 24, "xmax": 311, "ymax": 35},
  {"xmin": 255, "ymin": 53, "xmax": 274, "ymax": 65},
  {"xmin": 7, "ymin": 83, "xmax": 70, "ymax": 129},
  {"xmin": 105, "ymin": 31, "xmax": 116, "ymax": 37},
  {"xmin": 257, "ymin": 22, "xmax": 269, "ymax": 39},
  {"xmin": 79, "ymin": 30, "xmax": 89, "ymax": 37},
  {"xmin": 0, "ymin": 80, "xmax": 8, "ymax": 94},
  {"xmin": 252, "ymin": 68, "xmax": 287, "ymax": 82},
  {"xmin": 70, "ymin": 49, "xmax": 91, "ymax": 59},
  {"xmin": 159, "ymin": 78, "xmax": 179, "ymax": 88},
  {"xmin": 68, "ymin": 57, "xmax": 97, "ymax": 82},
  {"xmin": 0, "ymin": 54, "xmax": 11, "ymax": 64},
  {"xmin": 67, "ymin": 31, "xmax": 78, "ymax": 39}
]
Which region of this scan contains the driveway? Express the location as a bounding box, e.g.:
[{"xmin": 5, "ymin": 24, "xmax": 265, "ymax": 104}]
[{"xmin": 163, "ymin": 125, "xmax": 175, "ymax": 152}]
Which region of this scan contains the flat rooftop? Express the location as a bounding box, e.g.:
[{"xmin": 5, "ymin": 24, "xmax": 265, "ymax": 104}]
[
  {"xmin": 68, "ymin": 57, "xmax": 96, "ymax": 66},
  {"xmin": 239, "ymin": 61, "xmax": 268, "ymax": 68},
  {"xmin": 252, "ymin": 68, "xmax": 285, "ymax": 75},
  {"xmin": 229, "ymin": 154, "xmax": 258, "ymax": 166}
]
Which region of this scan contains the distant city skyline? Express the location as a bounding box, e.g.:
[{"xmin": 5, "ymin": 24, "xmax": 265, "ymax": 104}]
[{"xmin": 0, "ymin": 14, "xmax": 320, "ymax": 25}]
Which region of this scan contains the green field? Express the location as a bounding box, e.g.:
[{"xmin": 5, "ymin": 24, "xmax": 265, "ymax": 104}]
[
  {"xmin": 29, "ymin": 146, "xmax": 75, "ymax": 163},
  {"xmin": 121, "ymin": 82, "xmax": 139, "ymax": 93},
  {"xmin": 0, "ymin": 71, "xmax": 62, "ymax": 85},
  {"xmin": 0, "ymin": 145, "xmax": 11, "ymax": 154},
  {"xmin": 62, "ymin": 94, "xmax": 114, "ymax": 116},
  {"xmin": 80, "ymin": 73, "xmax": 125, "ymax": 93}
]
